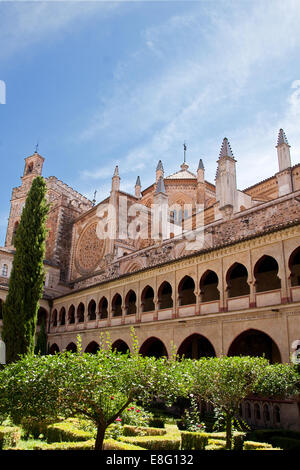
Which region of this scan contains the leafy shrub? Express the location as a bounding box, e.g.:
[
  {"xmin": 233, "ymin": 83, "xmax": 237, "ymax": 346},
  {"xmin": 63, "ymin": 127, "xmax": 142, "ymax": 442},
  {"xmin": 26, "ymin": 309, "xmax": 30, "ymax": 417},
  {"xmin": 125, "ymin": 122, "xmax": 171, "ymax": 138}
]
[
  {"xmin": 32, "ymin": 440, "xmax": 96, "ymax": 450},
  {"xmin": 180, "ymin": 431, "xmax": 209, "ymax": 450},
  {"xmin": 46, "ymin": 421, "xmax": 93, "ymax": 443},
  {"xmin": 123, "ymin": 425, "xmax": 166, "ymax": 436},
  {"xmin": 0, "ymin": 426, "xmax": 21, "ymax": 449},
  {"xmin": 243, "ymin": 441, "xmax": 273, "ymax": 450},
  {"xmin": 181, "ymin": 395, "xmax": 206, "ymax": 433},
  {"xmin": 105, "ymin": 422, "xmax": 123, "ymax": 441},
  {"xmin": 205, "ymin": 444, "xmax": 226, "ymax": 450},
  {"xmin": 121, "ymin": 404, "xmax": 152, "ymax": 427},
  {"xmin": 21, "ymin": 417, "xmax": 51, "ymax": 439},
  {"xmin": 104, "ymin": 439, "xmax": 145, "ymax": 450}
]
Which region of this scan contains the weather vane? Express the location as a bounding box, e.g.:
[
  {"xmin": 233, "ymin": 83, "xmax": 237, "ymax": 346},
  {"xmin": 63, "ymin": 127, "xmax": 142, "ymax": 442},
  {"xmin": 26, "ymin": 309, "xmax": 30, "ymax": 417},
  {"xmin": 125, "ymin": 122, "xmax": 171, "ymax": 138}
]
[
  {"xmin": 35, "ymin": 141, "xmax": 39, "ymax": 154},
  {"xmin": 183, "ymin": 141, "xmax": 187, "ymax": 163}
]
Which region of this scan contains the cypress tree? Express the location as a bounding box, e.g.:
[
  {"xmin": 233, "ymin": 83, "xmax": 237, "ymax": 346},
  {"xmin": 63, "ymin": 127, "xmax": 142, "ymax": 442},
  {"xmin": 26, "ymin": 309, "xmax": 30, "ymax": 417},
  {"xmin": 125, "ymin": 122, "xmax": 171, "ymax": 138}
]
[
  {"xmin": 2, "ymin": 176, "xmax": 49, "ymax": 363},
  {"xmin": 34, "ymin": 317, "xmax": 48, "ymax": 356}
]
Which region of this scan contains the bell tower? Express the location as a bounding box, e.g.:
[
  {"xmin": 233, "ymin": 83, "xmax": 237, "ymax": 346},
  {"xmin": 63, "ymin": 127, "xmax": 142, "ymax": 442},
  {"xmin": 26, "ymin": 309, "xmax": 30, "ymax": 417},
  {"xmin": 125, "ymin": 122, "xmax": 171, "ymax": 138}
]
[{"xmin": 5, "ymin": 149, "xmax": 45, "ymax": 248}]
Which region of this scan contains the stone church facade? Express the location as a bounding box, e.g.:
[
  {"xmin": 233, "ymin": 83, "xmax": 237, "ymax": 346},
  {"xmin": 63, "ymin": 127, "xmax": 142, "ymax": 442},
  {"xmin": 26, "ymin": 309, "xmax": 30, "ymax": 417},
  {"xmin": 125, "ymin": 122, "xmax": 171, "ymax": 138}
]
[{"xmin": 0, "ymin": 128, "xmax": 300, "ymax": 429}]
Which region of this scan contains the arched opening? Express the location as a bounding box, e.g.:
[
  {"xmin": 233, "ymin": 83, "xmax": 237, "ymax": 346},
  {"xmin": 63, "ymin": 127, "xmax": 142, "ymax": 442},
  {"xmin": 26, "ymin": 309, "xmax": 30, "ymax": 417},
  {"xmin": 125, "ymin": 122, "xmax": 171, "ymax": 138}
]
[
  {"xmin": 228, "ymin": 329, "xmax": 281, "ymax": 363},
  {"xmin": 112, "ymin": 294, "xmax": 122, "ymax": 317},
  {"xmin": 200, "ymin": 270, "xmax": 220, "ymax": 302},
  {"xmin": 177, "ymin": 334, "xmax": 216, "ymax": 359},
  {"xmin": 12, "ymin": 221, "xmax": 19, "ymax": 246},
  {"xmin": 77, "ymin": 303, "xmax": 85, "ymax": 323},
  {"xmin": 158, "ymin": 282, "xmax": 173, "ymax": 309},
  {"xmin": 178, "ymin": 276, "xmax": 196, "ymax": 306},
  {"xmin": 99, "ymin": 297, "xmax": 108, "ymax": 319},
  {"xmin": 85, "ymin": 341, "xmax": 100, "ymax": 354},
  {"xmin": 139, "ymin": 337, "xmax": 168, "ymax": 358},
  {"xmin": 37, "ymin": 307, "xmax": 47, "ymax": 326},
  {"xmin": 245, "ymin": 402, "xmax": 252, "ymax": 419},
  {"xmin": 112, "ymin": 339, "xmax": 130, "ymax": 354},
  {"xmin": 125, "ymin": 290, "xmax": 137, "ymax": 315},
  {"xmin": 27, "ymin": 162, "xmax": 34, "ymax": 174},
  {"xmin": 141, "ymin": 286, "xmax": 155, "ymax": 312},
  {"xmin": 274, "ymin": 405, "xmax": 280, "ymax": 424},
  {"xmin": 66, "ymin": 342, "xmax": 77, "ymax": 353},
  {"xmin": 263, "ymin": 404, "xmax": 270, "ymax": 422},
  {"xmin": 88, "ymin": 300, "xmax": 97, "ymax": 321},
  {"xmin": 49, "ymin": 343, "xmax": 59, "ymax": 355},
  {"xmin": 226, "ymin": 263, "xmax": 250, "ymax": 298},
  {"xmin": 289, "ymin": 247, "xmax": 300, "ymax": 286},
  {"xmin": 254, "ymin": 404, "xmax": 261, "ymax": 420},
  {"xmin": 254, "ymin": 256, "xmax": 281, "ymax": 292},
  {"xmin": 68, "ymin": 305, "xmax": 75, "ymax": 324},
  {"xmin": 59, "ymin": 307, "xmax": 66, "ymax": 326},
  {"xmin": 52, "ymin": 309, "xmax": 58, "ymax": 327}
]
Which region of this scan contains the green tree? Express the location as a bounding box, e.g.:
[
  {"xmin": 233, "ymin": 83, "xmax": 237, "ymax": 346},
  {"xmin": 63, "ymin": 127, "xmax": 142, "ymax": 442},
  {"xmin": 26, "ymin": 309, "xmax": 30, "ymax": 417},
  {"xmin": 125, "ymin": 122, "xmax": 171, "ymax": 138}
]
[
  {"xmin": 185, "ymin": 356, "xmax": 299, "ymax": 450},
  {"xmin": 0, "ymin": 334, "xmax": 185, "ymax": 450},
  {"xmin": 34, "ymin": 316, "xmax": 47, "ymax": 355},
  {"xmin": 2, "ymin": 177, "xmax": 49, "ymax": 363}
]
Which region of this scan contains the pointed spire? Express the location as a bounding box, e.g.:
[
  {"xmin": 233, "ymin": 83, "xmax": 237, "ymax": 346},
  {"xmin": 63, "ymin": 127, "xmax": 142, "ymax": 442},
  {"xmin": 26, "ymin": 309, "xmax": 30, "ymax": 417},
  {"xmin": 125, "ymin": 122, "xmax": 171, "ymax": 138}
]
[
  {"xmin": 113, "ymin": 165, "xmax": 119, "ymax": 177},
  {"xmin": 156, "ymin": 176, "xmax": 166, "ymax": 194},
  {"xmin": 276, "ymin": 128, "xmax": 290, "ymax": 147},
  {"xmin": 135, "ymin": 176, "xmax": 141, "ymax": 186},
  {"xmin": 219, "ymin": 137, "xmax": 234, "ymax": 159},
  {"xmin": 156, "ymin": 160, "xmax": 164, "ymax": 171},
  {"xmin": 198, "ymin": 158, "xmax": 204, "ymax": 170}
]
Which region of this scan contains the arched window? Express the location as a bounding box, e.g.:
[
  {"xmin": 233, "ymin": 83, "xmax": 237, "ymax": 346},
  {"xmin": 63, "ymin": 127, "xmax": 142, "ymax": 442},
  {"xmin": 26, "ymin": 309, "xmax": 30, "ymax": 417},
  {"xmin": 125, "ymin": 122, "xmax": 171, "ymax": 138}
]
[
  {"xmin": 112, "ymin": 294, "xmax": 122, "ymax": 317},
  {"xmin": 52, "ymin": 309, "xmax": 57, "ymax": 327},
  {"xmin": 125, "ymin": 290, "xmax": 137, "ymax": 315},
  {"xmin": 226, "ymin": 263, "xmax": 250, "ymax": 298},
  {"xmin": 263, "ymin": 404, "xmax": 270, "ymax": 422},
  {"xmin": 77, "ymin": 303, "xmax": 85, "ymax": 323},
  {"xmin": 158, "ymin": 281, "xmax": 173, "ymax": 309},
  {"xmin": 1, "ymin": 264, "xmax": 8, "ymax": 277},
  {"xmin": 254, "ymin": 256, "xmax": 281, "ymax": 292},
  {"xmin": 254, "ymin": 404, "xmax": 261, "ymax": 420},
  {"xmin": 68, "ymin": 305, "xmax": 75, "ymax": 324},
  {"xmin": 59, "ymin": 307, "xmax": 66, "ymax": 326},
  {"xmin": 178, "ymin": 276, "xmax": 196, "ymax": 306},
  {"xmin": 289, "ymin": 247, "xmax": 300, "ymax": 287},
  {"xmin": 141, "ymin": 286, "xmax": 155, "ymax": 312},
  {"xmin": 200, "ymin": 270, "xmax": 220, "ymax": 302},
  {"xmin": 99, "ymin": 297, "xmax": 108, "ymax": 319},
  {"xmin": 88, "ymin": 300, "xmax": 97, "ymax": 320},
  {"xmin": 37, "ymin": 307, "xmax": 47, "ymax": 326}
]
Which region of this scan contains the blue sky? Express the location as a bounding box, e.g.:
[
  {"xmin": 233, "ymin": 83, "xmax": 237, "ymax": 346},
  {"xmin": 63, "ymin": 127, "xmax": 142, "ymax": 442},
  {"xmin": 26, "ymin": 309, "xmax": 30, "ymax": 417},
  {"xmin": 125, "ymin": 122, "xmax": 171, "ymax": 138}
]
[{"xmin": 1, "ymin": 0, "xmax": 300, "ymax": 244}]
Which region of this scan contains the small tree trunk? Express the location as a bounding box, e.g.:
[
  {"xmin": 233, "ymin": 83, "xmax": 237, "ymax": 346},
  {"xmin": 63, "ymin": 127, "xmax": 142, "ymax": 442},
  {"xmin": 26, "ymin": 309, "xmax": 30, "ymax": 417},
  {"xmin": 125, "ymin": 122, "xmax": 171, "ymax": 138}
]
[
  {"xmin": 95, "ymin": 423, "xmax": 106, "ymax": 450},
  {"xmin": 225, "ymin": 413, "xmax": 232, "ymax": 450}
]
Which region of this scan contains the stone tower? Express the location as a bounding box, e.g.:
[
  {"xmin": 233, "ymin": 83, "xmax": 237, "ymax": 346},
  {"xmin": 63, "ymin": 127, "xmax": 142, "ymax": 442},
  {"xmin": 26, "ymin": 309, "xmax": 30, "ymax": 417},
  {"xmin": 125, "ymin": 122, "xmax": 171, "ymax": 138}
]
[{"xmin": 215, "ymin": 137, "xmax": 237, "ymax": 219}]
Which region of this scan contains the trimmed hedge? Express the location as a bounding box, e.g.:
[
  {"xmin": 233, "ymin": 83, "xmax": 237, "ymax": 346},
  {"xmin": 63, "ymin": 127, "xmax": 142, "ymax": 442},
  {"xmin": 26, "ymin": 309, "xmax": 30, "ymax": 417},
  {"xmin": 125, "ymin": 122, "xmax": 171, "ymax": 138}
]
[
  {"xmin": 0, "ymin": 426, "xmax": 21, "ymax": 449},
  {"xmin": 243, "ymin": 441, "xmax": 273, "ymax": 450},
  {"xmin": 180, "ymin": 431, "xmax": 209, "ymax": 450},
  {"xmin": 206, "ymin": 432, "xmax": 246, "ymax": 450},
  {"xmin": 104, "ymin": 439, "xmax": 145, "ymax": 450},
  {"xmin": 21, "ymin": 417, "xmax": 50, "ymax": 439},
  {"xmin": 46, "ymin": 421, "xmax": 93, "ymax": 443},
  {"xmin": 120, "ymin": 435, "xmax": 181, "ymax": 450},
  {"xmin": 123, "ymin": 425, "xmax": 166, "ymax": 437}
]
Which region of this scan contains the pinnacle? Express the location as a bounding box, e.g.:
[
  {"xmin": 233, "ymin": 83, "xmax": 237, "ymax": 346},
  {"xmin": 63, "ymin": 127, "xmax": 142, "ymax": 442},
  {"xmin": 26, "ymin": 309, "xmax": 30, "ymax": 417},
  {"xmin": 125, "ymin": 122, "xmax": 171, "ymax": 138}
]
[
  {"xmin": 198, "ymin": 158, "xmax": 204, "ymax": 171},
  {"xmin": 276, "ymin": 128, "xmax": 290, "ymax": 147},
  {"xmin": 113, "ymin": 165, "xmax": 119, "ymax": 177},
  {"xmin": 219, "ymin": 137, "xmax": 234, "ymax": 159},
  {"xmin": 156, "ymin": 160, "xmax": 164, "ymax": 171},
  {"xmin": 135, "ymin": 176, "xmax": 141, "ymax": 186},
  {"xmin": 156, "ymin": 176, "xmax": 166, "ymax": 194}
]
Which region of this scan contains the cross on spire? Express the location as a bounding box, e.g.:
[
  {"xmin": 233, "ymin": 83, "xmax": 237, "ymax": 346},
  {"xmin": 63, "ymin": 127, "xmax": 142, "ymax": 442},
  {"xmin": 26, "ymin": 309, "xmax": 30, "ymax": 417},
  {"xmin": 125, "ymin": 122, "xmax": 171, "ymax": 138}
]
[{"xmin": 183, "ymin": 141, "xmax": 187, "ymax": 163}]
